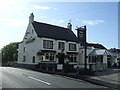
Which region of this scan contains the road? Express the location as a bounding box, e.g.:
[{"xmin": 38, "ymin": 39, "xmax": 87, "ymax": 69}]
[{"xmin": 0, "ymin": 67, "xmax": 107, "ymax": 88}]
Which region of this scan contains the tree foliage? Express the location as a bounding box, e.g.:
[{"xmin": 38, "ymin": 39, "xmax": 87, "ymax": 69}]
[{"xmin": 1, "ymin": 42, "xmax": 19, "ymax": 63}]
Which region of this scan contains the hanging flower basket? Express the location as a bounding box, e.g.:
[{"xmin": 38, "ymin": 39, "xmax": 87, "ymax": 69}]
[{"xmin": 56, "ymin": 53, "xmax": 61, "ymax": 58}]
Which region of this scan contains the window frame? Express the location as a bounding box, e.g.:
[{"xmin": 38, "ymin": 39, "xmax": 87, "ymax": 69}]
[
  {"xmin": 43, "ymin": 40, "xmax": 53, "ymax": 49},
  {"xmin": 69, "ymin": 43, "xmax": 76, "ymax": 51},
  {"xmin": 58, "ymin": 42, "xmax": 65, "ymax": 50},
  {"xmin": 44, "ymin": 53, "xmax": 54, "ymax": 61},
  {"xmin": 68, "ymin": 54, "xmax": 77, "ymax": 62}
]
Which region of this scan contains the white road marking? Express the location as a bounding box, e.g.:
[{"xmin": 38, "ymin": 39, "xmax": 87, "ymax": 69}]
[{"xmin": 28, "ymin": 76, "xmax": 51, "ymax": 86}]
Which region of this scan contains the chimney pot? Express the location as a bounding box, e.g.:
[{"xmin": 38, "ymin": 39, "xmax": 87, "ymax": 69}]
[
  {"xmin": 29, "ymin": 13, "xmax": 34, "ymax": 23},
  {"xmin": 67, "ymin": 20, "xmax": 72, "ymax": 30}
]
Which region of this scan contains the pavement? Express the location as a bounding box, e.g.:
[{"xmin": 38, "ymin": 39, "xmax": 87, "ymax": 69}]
[
  {"xmin": 63, "ymin": 68, "xmax": 120, "ymax": 89},
  {"xmin": 86, "ymin": 69, "xmax": 120, "ymax": 89}
]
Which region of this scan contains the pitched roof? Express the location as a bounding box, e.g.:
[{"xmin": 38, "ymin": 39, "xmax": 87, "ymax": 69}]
[
  {"xmin": 89, "ymin": 49, "xmax": 120, "ymax": 56},
  {"xmin": 32, "ymin": 21, "xmax": 78, "ymax": 42},
  {"xmin": 87, "ymin": 43, "xmax": 106, "ymax": 49},
  {"xmin": 108, "ymin": 49, "xmax": 120, "ymax": 57},
  {"xmin": 108, "ymin": 48, "xmax": 120, "ymax": 53},
  {"xmin": 89, "ymin": 49, "xmax": 112, "ymax": 56}
]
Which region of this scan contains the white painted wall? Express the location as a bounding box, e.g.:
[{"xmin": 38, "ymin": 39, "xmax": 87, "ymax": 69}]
[
  {"xmin": 18, "ymin": 22, "xmax": 79, "ymax": 65},
  {"xmin": 0, "ymin": 50, "xmax": 2, "ymax": 66},
  {"xmin": 79, "ymin": 46, "xmax": 94, "ymax": 64},
  {"xmin": 103, "ymin": 55, "xmax": 107, "ymax": 65},
  {"xmin": 18, "ymin": 22, "xmax": 39, "ymax": 64}
]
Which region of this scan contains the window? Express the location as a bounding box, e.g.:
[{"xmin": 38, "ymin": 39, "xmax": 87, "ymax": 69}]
[
  {"xmin": 50, "ymin": 53, "xmax": 54, "ymax": 61},
  {"xmin": 69, "ymin": 43, "xmax": 76, "ymax": 51},
  {"xmin": 23, "ymin": 56, "xmax": 25, "ymax": 62},
  {"xmin": 32, "ymin": 56, "xmax": 35, "ymax": 63},
  {"xmin": 89, "ymin": 56, "xmax": 91, "ymax": 62},
  {"xmin": 74, "ymin": 57, "xmax": 77, "ymax": 62},
  {"xmin": 58, "ymin": 42, "xmax": 65, "ymax": 50},
  {"xmin": 68, "ymin": 55, "xmax": 77, "ymax": 62},
  {"xmin": 23, "ymin": 47, "xmax": 26, "ymax": 52},
  {"xmin": 91, "ymin": 56, "xmax": 96, "ymax": 63},
  {"xmin": 44, "ymin": 53, "xmax": 54, "ymax": 61},
  {"xmin": 46, "ymin": 53, "xmax": 49, "ymax": 59},
  {"xmin": 98, "ymin": 55, "xmax": 103, "ymax": 63},
  {"xmin": 90, "ymin": 56, "xmax": 103, "ymax": 63},
  {"xmin": 43, "ymin": 40, "xmax": 53, "ymax": 49}
]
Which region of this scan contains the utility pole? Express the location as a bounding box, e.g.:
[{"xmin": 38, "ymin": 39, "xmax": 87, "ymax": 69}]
[
  {"xmin": 76, "ymin": 25, "xmax": 87, "ymax": 70},
  {"xmin": 84, "ymin": 25, "xmax": 87, "ymax": 70}
]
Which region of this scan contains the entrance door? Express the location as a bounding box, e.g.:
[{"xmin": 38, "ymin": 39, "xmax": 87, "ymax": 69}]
[
  {"xmin": 58, "ymin": 53, "xmax": 64, "ymax": 64},
  {"xmin": 107, "ymin": 56, "xmax": 111, "ymax": 67}
]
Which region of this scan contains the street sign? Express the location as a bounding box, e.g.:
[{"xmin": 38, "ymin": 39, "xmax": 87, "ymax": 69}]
[
  {"xmin": 77, "ymin": 30, "xmax": 85, "ymax": 43},
  {"xmin": 76, "ymin": 26, "xmax": 86, "ymax": 44},
  {"xmin": 76, "ymin": 25, "xmax": 87, "ymax": 70}
]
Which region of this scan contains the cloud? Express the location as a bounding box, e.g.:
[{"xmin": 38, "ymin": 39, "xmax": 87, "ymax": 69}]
[
  {"xmin": 58, "ymin": 20, "xmax": 64, "ymax": 23},
  {"xmin": 19, "ymin": 5, "xmax": 57, "ymax": 11},
  {"xmin": 28, "ymin": 0, "xmax": 119, "ymax": 2},
  {"xmin": 32, "ymin": 5, "xmax": 50, "ymax": 10},
  {"xmin": 75, "ymin": 18, "xmax": 81, "ymax": 22},
  {"xmin": 40, "ymin": 16, "xmax": 47, "ymax": 19},
  {"xmin": 0, "ymin": 0, "xmax": 18, "ymax": 12},
  {"xmin": 82, "ymin": 20, "xmax": 105, "ymax": 25},
  {"xmin": 32, "ymin": 5, "xmax": 57, "ymax": 10},
  {"xmin": 1, "ymin": 18, "xmax": 28, "ymax": 27},
  {"xmin": 22, "ymin": 7, "xmax": 30, "ymax": 11},
  {"xmin": 54, "ymin": 8, "xmax": 57, "ymax": 10}
]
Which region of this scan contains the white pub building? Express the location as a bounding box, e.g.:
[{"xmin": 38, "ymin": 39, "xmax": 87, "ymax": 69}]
[
  {"xmin": 18, "ymin": 13, "xmax": 79, "ymax": 70},
  {"xmin": 18, "ymin": 13, "xmax": 118, "ymax": 71}
]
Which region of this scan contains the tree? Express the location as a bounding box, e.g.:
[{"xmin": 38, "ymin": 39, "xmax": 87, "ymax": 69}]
[{"xmin": 1, "ymin": 42, "xmax": 19, "ymax": 64}]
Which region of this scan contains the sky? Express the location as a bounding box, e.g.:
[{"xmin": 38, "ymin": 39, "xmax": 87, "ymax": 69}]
[{"xmin": 0, "ymin": 0, "xmax": 119, "ymax": 49}]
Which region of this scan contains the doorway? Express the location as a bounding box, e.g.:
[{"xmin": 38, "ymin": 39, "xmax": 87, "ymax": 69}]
[{"xmin": 58, "ymin": 53, "xmax": 64, "ymax": 64}]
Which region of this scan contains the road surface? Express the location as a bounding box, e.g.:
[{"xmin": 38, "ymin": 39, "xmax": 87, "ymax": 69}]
[{"xmin": 0, "ymin": 67, "xmax": 107, "ymax": 88}]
